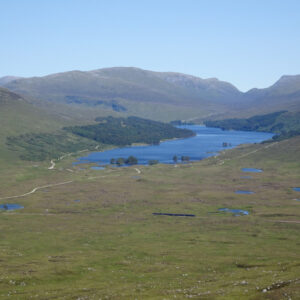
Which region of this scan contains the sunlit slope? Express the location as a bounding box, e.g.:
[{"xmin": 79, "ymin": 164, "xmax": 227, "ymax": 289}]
[{"xmin": 0, "ymin": 88, "xmax": 66, "ymax": 163}]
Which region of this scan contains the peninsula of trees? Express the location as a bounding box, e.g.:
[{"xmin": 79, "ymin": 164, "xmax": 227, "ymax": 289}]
[{"xmin": 64, "ymin": 116, "xmax": 195, "ymax": 146}]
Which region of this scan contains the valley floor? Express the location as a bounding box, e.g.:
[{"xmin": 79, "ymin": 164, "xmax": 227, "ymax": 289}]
[{"xmin": 0, "ymin": 137, "xmax": 300, "ymax": 299}]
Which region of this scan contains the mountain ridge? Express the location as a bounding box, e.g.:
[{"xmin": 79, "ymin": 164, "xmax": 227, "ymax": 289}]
[{"xmin": 1, "ymin": 67, "xmax": 299, "ymax": 121}]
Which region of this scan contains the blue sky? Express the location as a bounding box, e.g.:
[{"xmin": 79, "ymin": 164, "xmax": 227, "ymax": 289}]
[{"xmin": 1, "ymin": 0, "xmax": 299, "ymax": 91}]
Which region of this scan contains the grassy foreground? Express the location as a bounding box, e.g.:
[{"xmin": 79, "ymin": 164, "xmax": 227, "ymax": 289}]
[{"xmin": 0, "ymin": 137, "xmax": 299, "ymax": 299}]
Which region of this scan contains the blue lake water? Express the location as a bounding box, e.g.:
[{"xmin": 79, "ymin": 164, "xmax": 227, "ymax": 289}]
[
  {"xmin": 218, "ymin": 208, "xmax": 249, "ymax": 216},
  {"xmin": 293, "ymin": 187, "xmax": 300, "ymax": 192},
  {"xmin": 235, "ymin": 190, "xmax": 254, "ymax": 194},
  {"xmin": 90, "ymin": 166, "xmax": 105, "ymax": 170},
  {"xmin": 76, "ymin": 125, "xmax": 274, "ymax": 166},
  {"xmin": 0, "ymin": 204, "xmax": 24, "ymax": 211},
  {"xmin": 242, "ymin": 168, "xmax": 263, "ymax": 173}
]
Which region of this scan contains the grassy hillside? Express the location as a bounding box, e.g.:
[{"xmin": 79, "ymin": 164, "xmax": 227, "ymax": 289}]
[
  {"xmin": 0, "ymin": 88, "xmax": 104, "ymax": 165},
  {"xmin": 0, "ymin": 133, "xmax": 299, "ymax": 299},
  {"xmin": 204, "ymin": 111, "xmax": 300, "ymax": 140},
  {"xmin": 6, "ymin": 132, "xmax": 99, "ymax": 161},
  {"xmin": 0, "ymin": 88, "xmax": 65, "ymax": 163}
]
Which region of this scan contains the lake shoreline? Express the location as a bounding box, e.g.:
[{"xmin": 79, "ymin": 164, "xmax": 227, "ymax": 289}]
[{"xmin": 73, "ymin": 126, "xmax": 274, "ymax": 167}]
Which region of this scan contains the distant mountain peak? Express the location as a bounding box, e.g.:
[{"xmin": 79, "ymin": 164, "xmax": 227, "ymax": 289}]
[
  {"xmin": 275, "ymin": 74, "xmax": 300, "ymax": 84},
  {"xmin": 0, "ymin": 76, "xmax": 23, "ymax": 86},
  {"xmin": 269, "ymin": 74, "xmax": 300, "ymax": 95}
]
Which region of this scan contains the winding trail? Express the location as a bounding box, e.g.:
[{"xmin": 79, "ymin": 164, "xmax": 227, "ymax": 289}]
[
  {"xmin": 270, "ymin": 220, "xmax": 300, "ymax": 224},
  {"xmin": 48, "ymin": 145, "xmax": 101, "ymax": 170},
  {"xmin": 134, "ymin": 168, "xmax": 141, "ymax": 174},
  {"xmin": 2, "ymin": 144, "xmax": 124, "ymax": 202},
  {"xmin": 88, "ymin": 174, "xmax": 121, "ymax": 180},
  {"xmin": 217, "ymin": 142, "xmax": 278, "ymax": 166},
  {"xmin": 48, "ymin": 160, "xmax": 56, "ymax": 170},
  {"xmin": 236, "ymin": 142, "xmax": 278, "ymax": 159},
  {"xmin": 0, "ymin": 181, "xmax": 73, "ymax": 201}
]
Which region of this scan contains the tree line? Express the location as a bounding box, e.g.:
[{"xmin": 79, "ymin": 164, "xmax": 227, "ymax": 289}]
[
  {"xmin": 204, "ymin": 111, "xmax": 300, "ymax": 141},
  {"xmin": 64, "ymin": 116, "xmax": 194, "ymax": 147}
]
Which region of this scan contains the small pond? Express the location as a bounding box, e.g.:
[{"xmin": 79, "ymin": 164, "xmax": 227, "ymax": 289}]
[
  {"xmin": 0, "ymin": 204, "xmax": 24, "ymax": 211},
  {"xmin": 235, "ymin": 190, "xmax": 254, "ymax": 195},
  {"xmin": 293, "ymin": 187, "xmax": 300, "ymax": 192},
  {"xmin": 90, "ymin": 166, "xmax": 105, "ymax": 170},
  {"xmin": 242, "ymin": 168, "xmax": 263, "ymax": 173},
  {"xmin": 218, "ymin": 208, "xmax": 249, "ymax": 216}
]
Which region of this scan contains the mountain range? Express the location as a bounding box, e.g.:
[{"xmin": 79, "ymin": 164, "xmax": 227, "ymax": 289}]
[{"xmin": 1, "ymin": 67, "xmax": 299, "ymax": 122}]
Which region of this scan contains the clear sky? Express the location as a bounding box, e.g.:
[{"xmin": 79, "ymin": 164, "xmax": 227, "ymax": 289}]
[{"xmin": 1, "ymin": 0, "xmax": 299, "ymax": 91}]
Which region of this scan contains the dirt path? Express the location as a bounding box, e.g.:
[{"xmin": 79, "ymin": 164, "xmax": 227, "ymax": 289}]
[
  {"xmin": 271, "ymin": 220, "xmax": 300, "ymax": 224},
  {"xmin": 87, "ymin": 174, "xmax": 121, "ymax": 180},
  {"xmin": 48, "ymin": 159, "xmax": 56, "ymax": 170},
  {"xmin": 48, "ymin": 145, "xmax": 101, "ymax": 170},
  {"xmin": 236, "ymin": 142, "xmax": 278, "ymax": 159},
  {"xmin": 217, "ymin": 142, "xmax": 278, "ymax": 166},
  {"xmin": 0, "ymin": 181, "xmax": 73, "ymax": 201},
  {"xmin": 134, "ymin": 168, "xmax": 141, "ymax": 174}
]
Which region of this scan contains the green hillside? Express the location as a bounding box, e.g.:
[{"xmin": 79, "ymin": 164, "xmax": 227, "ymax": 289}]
[
  {"xmin": 204, "ymin": 110, "xmax": 300, "ymax": 140},
  {"xmin": 0, "ymin": 88, "xmax": 101, "ymax": 165},
  {"xmin": 0, "ymin": 88, "xmax": 63, "ymax": 162}
]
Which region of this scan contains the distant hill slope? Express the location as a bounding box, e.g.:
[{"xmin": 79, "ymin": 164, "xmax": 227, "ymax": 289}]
[
  {"xmin": 1, "ymin": 68, "xmax": 299, "ymax": 121},
  {"xmin": 0, "ymin": 87, "xmax": 63, "ymax": 138},
  {"xmin": 155, "ymin": 72, "xmax": 243, "ymax": 104},
  {"xmin": 243, "ymin": 75, "xmax": 300, "ymax": 113},
  {"xmin": 1, "ymin": 67, "xmax": 244, "ymax": 121},
  {"xmin": 2, "ymin": 67, "xmax": 243, "ymax": 104},
  {"xmin": 0, "ymin": 87, "xmax": 71, "ymax": 163},
  {"xmin": 0, "ymin": 76, "xmax": 22, "ymax": 85}
]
